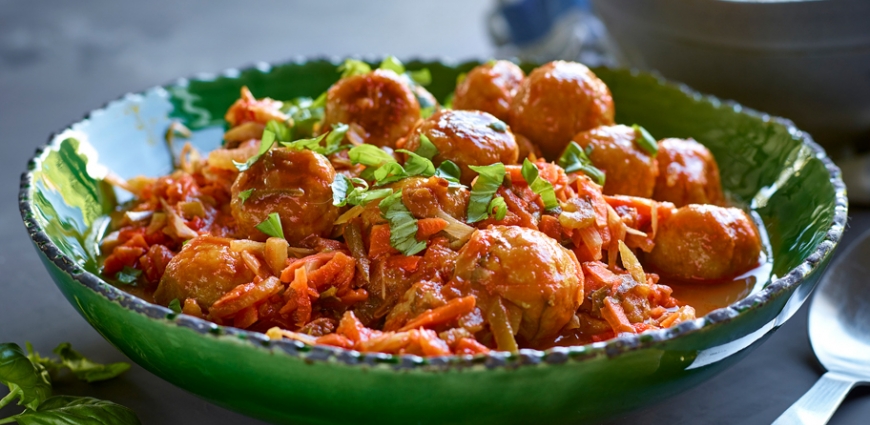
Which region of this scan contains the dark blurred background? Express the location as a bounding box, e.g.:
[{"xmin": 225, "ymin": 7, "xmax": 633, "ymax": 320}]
[{"xmin": 1, "ymin": 1, "xmax": 868, "ymax": 424}]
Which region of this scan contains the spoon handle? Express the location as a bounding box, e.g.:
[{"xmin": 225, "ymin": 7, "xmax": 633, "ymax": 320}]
[{"xmin": 772, "ymin": 371, "xmax": 857, "ymax": 425}]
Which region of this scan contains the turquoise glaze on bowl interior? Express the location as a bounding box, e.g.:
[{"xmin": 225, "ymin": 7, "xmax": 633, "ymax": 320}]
[{"xmin": 19, "ymin": 59, "xmax": 847, "ymax": 425}]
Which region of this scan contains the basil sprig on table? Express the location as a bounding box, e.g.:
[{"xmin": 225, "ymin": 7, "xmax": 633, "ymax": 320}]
[{"xmin": 0, "ymin": 342, "xmax": 139, "ymax": 425}]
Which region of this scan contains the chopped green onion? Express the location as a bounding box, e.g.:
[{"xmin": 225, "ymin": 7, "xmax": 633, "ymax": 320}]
[
  {"xmin": 435, "ymin": 160, "xmax": 463, "ymax": 187},
  {"xmin": 338, "ymin": 59, "xmax": 371, "ymax": 78},
  {"xmin": 116, "ymin": 266, "xmax": 141, "ymax": 285},
  {"xmin": 557, "ymin": 141, "xmax": 606, "ymax": 186},
  {"xmin": 488, "ymin": 120, "xmax": 507, "ymax": 133},
  {"xmin": 255, "ymin": 212, "xmax": 284, "ymax": 239},
  {"xmin": 348, "ymin": 144, "xmax": 396, "ymax": 167},
  {"xmin": 168, "ymin": 299, "xmax": 182, "ymax": 314},
  {"xmin": 521, "ymin": 159, "xmax": 559, "ymax": 211},
  {"xmin": 408, "ymin": 68, "xmax": 432, "ymax": 86},
  {"xmin": 488, "ymin": 196, "xmax": 507, "ymax": 221},
  {"xmin": 379, "ymin": 56, "xmax": 405, "ymax": 74},
  {"xmin": 379, "ymin": 191, "xmax": 427, "ymax": 256},
  {"xmin": 233, "ymin": 128, "xmax": 276, "ymax": 172},
  {"xmin": 466, "ymin": 163, "xmax": 506, "ymax": 223},
  {"xmin": 631, "ymin": 124, "xmax": 658, "ymax": 156},
  {"xmin": 238, "ymin": 189, "xmax": 254, "ymax": 204},
  {"xmin": 415, "ymin": 134, "xmax": 439, "ymax": 160}
]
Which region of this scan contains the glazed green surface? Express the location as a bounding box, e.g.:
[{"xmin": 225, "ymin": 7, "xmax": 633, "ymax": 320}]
[{"xmin": 23, "ymin": 59, "xmax": 842, "ymax": 424}]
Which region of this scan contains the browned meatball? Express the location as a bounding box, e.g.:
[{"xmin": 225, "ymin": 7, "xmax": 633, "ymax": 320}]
[
  {"xmin": 571, "ymin": 125, "xmax": 658, "ymax": 197},
  {"xmin": 647, "ymin": 205, "xmax": 761, "ymax": 281},
  {"xmin": 322, "ymin": 69, "xmax": 420, "ymax": 148},
  {"xmin": 654, "ymin": 138, "xmax": 724, "ymax": 207},
  {"xmin": 154, "ymin": 236, "xmax": 255, "ymax": 308},
  {"xmin": 509, "ymin": 61, "xmax": 614, "ymax": 159},
  {"xmin": 452, "ymin": 60, "xmax": 525, "ymax": 121},
  {"xmin": 231, "ymin": 148, "xmax": 339, "ymax": 244},
  {"xmin": 359, "ymin": 176, "xmax": 470, "ymax": 230},
  {"xmin": 403, "ymin": 110, "xmax": 519, "ymax": 185},
  {"xmin": 452, "ymin": 226, "xmax": 585, "ymax": 351}
]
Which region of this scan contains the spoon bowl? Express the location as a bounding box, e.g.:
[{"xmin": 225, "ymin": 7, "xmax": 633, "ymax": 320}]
[{"xmin": 774, "ymin": 228, "xmax": 870, "ymax": 424}]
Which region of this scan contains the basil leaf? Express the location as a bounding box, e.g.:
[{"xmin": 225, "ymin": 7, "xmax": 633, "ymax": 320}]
[
  {"xmin": 466, "ymin": 163, "xmax": 506, "ymax": 223},
  {"xmin": 488, "ymin": 196, "xmax": 507, "ymax": 221},
  {"xmin": 238, "ymin": 189, "xmax": 254, "ymax": 204},
  {"xmin": 434, "ymin": 160, "xmax": 463, "ymax": 187},
  {"xmin": 378, "ymin": 191, "xmax": 427, "ymax": 256},
  {"xmin": 321, "ymin": 123, "xmax": 350, "ymax": 155},
  {"xmin": 407, "ymin": 68, "xmax": 432, "ymax": 86},
  {"xmin": 488, "ymin": 120, "xmax": 507, "ymax": 133},
  {"xmin": 279, "ymin": 133, "xmax": 326, "ymax": 151},
  {"xmin": 115, "ymin": 267, "xmax": 141, "ymax": 286},
  {"xmin": 281, "ymin": 96, "xmax": 324, "ymax": 139},
  {"xmin": 521, "ymin": 159, "xmax": 559, "ymax": 211},
  {"xmin": 233, "ymin": 129, "xmax": 276, "ymax": 172},
  {"xmin": 415, "ymin": 135, "xmax": 439, "ymax": 160},
  {"xmin": 348, "ymin": 188, "xmax": 392, "ymax": 206},
  {"xmin": 254, "ymin": 212, "xmax": 284, "ymax": 239},
  {"xmin": 167, "ymin": 299, "xmax": 182, "ymax": 314},
  {"xmin": 379, "ymin": 56, "xmax": 405, "ymax": 74},
  {"xmin": 0, "ymin": 343, "xmax": 51, "ymax": 411},
  {"xmin": 51, "ymin": 344, "xmax": 130, "ymax": 384},
  {"xmin": 395, "ymin": 150, "xmax": 435, "ymax": 177},
  {"xmin": 331, "ymin": 174, "xmax": 352, "ymax": 207},
  {"xmin": 373, "ymin": 162, "xmax": 409, "ymax": 186},
  {"xmin": 631, "ymin": 124, "xmax": 658, "ymax": 156},
  {"xmin": 348, "ymin": 144, "xmax": 396, "ymax": 167},
  {"xmin": 265, "ymin": 120, "xmax": 292, "ymax": 143},
  {"xmin": 420, "ymin": 106, "xmax": 436, "ymax": 119},
  {"xmin": 11, "ymin": 396, "xmax": 141, "ymax": 425},
  {"xmin": 557, "ymin": 141, "xmax": 606, "ymax": 186},
  {"xmin": 338, "ymin": 59, "xmax": 371, "ymax": 78}
]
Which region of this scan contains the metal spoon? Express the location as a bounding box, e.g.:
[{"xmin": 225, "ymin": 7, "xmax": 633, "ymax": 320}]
[{"xmin": 773, "ymin": 228, "xmax": 870, "ymax": 424}]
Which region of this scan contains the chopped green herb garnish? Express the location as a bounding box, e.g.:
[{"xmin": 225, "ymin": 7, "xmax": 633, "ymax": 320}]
[
  {"xmin": 420, "ymin": 106, "xmax": 436, "ymax": 119},
  {"xmin": 281, "ymin": 96, "xmax": 324, "ymax": 139},
  {"xmin": 488, "ymin": 196, "xmax": 507, "ymax": 221},
  {"xmin": 116, "ymin": 267, "xmax": 141, "ymax": 285},
  {"xmin": 348, "ymin": 144, "xmax": 397, "ymax": 167},
  {"xmin": 265, "ymin": 119, "xmax": 292, "ymax": 142},
  {"xmin": 338, "ymin": 59, "xmax": 371, "ymax": 78},
  {"xmin": 435, "ymin": 160, "xmax": 463, "ymax": 187},
  {"xmin": 281, "ymin": 133, "xmax": 326, "ymax": 151},
  {"xmin": 557, "ymin": 141, "xmax": 606, "ymax": 186},
  {"xmin": 521, "ymin": 159, "xmax": 559, "ymax": 211},
  {"xmin": 488, "ymin": 120, "xmax": 507, "ymax": 133},
  {"xmin": 331, "ymin": 174, "xmax": 351, "ymax": 207},
  {"xmin": 632, "ymin": 124, "xmax": 658, "ymax": 156},
  {"xmin": 378, "ymin": 191, "xmax": 427, "ymax": 256},
  {"xmin": 396, "ymin": 149, "xmax": 436, "ymax": 177},
  {"xmin": 415, "ymin": 135, "xmax": 439, "ymax": 160},
  {"xmin": 168, "ymin": 299, "xmax": 182, "ymax": 314},
  {"xmin": 379, "ymin": 56, "xmax": 405, "ymax": 74},
  {"xmin": 408, "ymin": 68, "xmax": 432, "ymax": 86},
  {"xmin": 332, "ymin": 175, "xmax": 392, "ymax": 207},
  {"xmin": 233, "ymin": 128, "xmax": 277, "ymax": 172},
  {"xmin": 466, "ymin": 163, "xmax": 506, "ymax": 223},
  {"xmin": 373, "ymin": 162, "xmax": 410, "ymax": 186},
  {"xmin": 311, "ymin": 92, "xmax": 327, "ymax": 108},
  {"xmin": 238, "ymin": 188, "xmax": 254, "ymax": 204},
  {"xmin": 255, "ymin": 212, "xmax": 284, "ymax": 239},
  {"xmin": 443, "ymin": 93, "xmax": 455, "ymax": 110},
  {"xmin": 322, "ymin": 123, "xmax": 351, "ymax": 155},
  {"xmin": 456, "ymin": 72, "xmax": 468, "ymax": 86}
]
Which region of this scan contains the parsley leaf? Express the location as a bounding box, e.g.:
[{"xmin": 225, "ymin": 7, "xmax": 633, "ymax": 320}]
[
  {"xmin": 115, "ymin": 267, "xmax": 141, "ymax": 285},
  {"xmin": 557, "ymin": 141, "xmax": 606, "ymax": 186},
  {"xmin": 488, "ymin": 196, "xmax": 507, "ymax": 221},
  {"xmin": 466, "ymin": 163, "xmax": 506, "ymax": 223},
  {"xmin": 233, "ymin": 128, "xmax": 276, "ymax": 172},
  {"xmin": 238, "ymin": 188, "xmax": 254, "ymax": 204},
  {"xmin": 378, "ymin": 191, "xmax": 427, "ymax": 256},
  {"xmin": 631, "ymin": 124, "xmax": 659, "ymax": 156},
  {"xmin": 379, "ymin": 56, "xmax": 405, "ymax": 74},
  {"xmin": 415, "ymin": 134, "xmax": 439, "ymax": 159},
  {"xmin": 255, "ymin": 212, "xmax": 284, "ymax": 239},
  {"xmin": 521, "ymin": 159, "xmax": 559, "ymax": 211},
  {"xmin": 167, "ymin": 299, "xmax": 182, "ymax": 314},
  {"xmin": 338, "ymin": 59, "xmax": 371, "ymax": 78}
]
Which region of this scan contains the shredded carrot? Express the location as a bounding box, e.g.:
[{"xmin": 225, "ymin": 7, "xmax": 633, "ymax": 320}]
[
  {"xmin": 539, "ymin": 215, "xmax": 563, "ymax": 240},
  {"xmin": 336, "ymin": 311, "xmax": 370, "ymax": 344},
  {"xmin": 339, "ymin": 288, "xmax": 369, "ymax": 305},
  {"xmin": 209, "ymin": 276, "xmax": 282, "ymax": 318},
  {"xmin": 398, "ymin": 296, "xmax": 476, "ymax": 332},
  {"xmin": 415, "ymin": 217, "xmax": 449, "ymax": 240},
  {"xmin": 455, "ymin": 338, "xmax": 490, "ymax": 355},
  {"xmin": 368, "ymin": 224, "xmax": 398, "ymax": 259},
  {"xmin": 307, "ymin": 251, "xmax": 356, "ymax": 290},
  {"xmin": 315, "ymin": 333, "xmax": 355, "ymax": 349},
  {"xmin": 234, "ymin": 305, "xmax": 259, "ymax": 329},
  {"xmin": 279, "ymin": 268, "xmax": 312, "ymax": 327},
  {"xmin": 602, "ymin": 297, "xmax": 636, "ymax": 334},
  {"xmin": 388, "ymin": 255, "xmax": 422, "ymax": 273},
  {"xmin": 280, "ymin": 252, "xmax": 336, "ymax": 282},
  {"xmin": 499, "ymin": 188, "xmax": 538, "ymax": 230},
  {"xmin": 417, "ymin": 329, "xmax": 452, "ymax": 356}
]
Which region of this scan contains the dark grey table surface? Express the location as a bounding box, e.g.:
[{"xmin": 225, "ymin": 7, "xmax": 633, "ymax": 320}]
[{"xmin": 1, "ymin": 1, "xmax": 868, "ymax": 424}]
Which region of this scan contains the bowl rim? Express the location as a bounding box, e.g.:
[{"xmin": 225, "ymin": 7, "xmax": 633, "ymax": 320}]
[{"xmin": 18, "ymin": 56, "xmax": 848, "ymax": 371}]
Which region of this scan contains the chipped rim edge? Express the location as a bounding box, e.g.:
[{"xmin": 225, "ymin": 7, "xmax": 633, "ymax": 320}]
[{"xmin": 18, "ymin": 56, "xmax": 848, "ymax": 371}]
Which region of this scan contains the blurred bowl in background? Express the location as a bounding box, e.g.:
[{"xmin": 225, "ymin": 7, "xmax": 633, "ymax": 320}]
[{"xmin": 591, "ymin": 0, "xmax": 870, "ymax": 154}]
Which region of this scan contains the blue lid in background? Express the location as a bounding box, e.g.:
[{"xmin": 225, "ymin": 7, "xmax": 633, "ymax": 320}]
[{"xmin": 499, "ymin": 0, "xmax": 590, "ymax": 45}]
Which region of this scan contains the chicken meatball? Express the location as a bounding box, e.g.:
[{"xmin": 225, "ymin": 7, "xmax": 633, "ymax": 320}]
[
  {"xmin": 647, "ymin": 205, "xmax": 761, "ymax": 281},
  {"xmin": 509, "ymin": 61, "xmax": 614, "ymax": 159},
  {"xmin": 653, "ymin": 138, "xmax": 724, "ymax": 207},
  {"xmin": 154, "ymin": 236, "xmax": 255, "ymax": 308},
  {"xmin": 452, "ymin": 60, "xmax": 525, "ymax": 121},
  {"xmin": 452, "ymin": 226, "xmax": 584, "ymax": 351},
  {"xmin": 231, "ymin": 148, "xmax": 339, "ymax": 244},
  {"xmin": 322, "ymin": 69, "xmax": 421, "ymax": 148},
  {"xmin": 571, "ymin": 125, "xmax": 659, "ymax": 197},
  {"xmin": 403, "ymin": 110, "xmax": 519, "ymax": 185}
]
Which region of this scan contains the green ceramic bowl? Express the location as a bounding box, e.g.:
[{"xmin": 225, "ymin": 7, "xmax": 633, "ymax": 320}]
[{"xmin": 19, "ymin": 59, "xmax": 847, "ymax": 425}]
